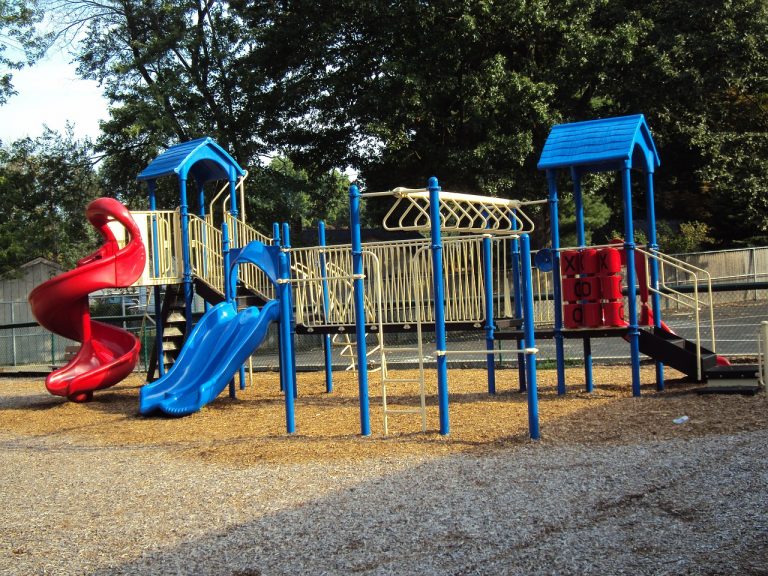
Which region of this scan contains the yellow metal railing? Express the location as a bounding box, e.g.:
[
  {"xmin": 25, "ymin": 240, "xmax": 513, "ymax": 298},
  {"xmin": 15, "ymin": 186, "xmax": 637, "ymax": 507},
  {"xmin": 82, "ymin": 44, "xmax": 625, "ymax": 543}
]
[
  {"xmin": 129, "ymin": 210, "xmax": 182, "ymax": 286},
  {"xmin": 640, "ymin": 247, "xmax": 716, "ymax": 380},
  {"xmin": 188, "ymin": 214, "xmax": 225, "ymax": 295},
  {"xmin": 224, "ymin": 214, "xmax": 275, "ymax": 300},
  {"xmin": 289, "ymin": 235, "xmax": 514, "ymax": 328}
]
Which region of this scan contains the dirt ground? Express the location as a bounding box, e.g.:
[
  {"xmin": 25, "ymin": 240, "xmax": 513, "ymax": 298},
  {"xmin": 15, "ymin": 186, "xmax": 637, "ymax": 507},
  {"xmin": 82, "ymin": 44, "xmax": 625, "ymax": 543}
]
[{"xmin": 1, "ymin": 364, "xmax": 765, "ymax": 465}]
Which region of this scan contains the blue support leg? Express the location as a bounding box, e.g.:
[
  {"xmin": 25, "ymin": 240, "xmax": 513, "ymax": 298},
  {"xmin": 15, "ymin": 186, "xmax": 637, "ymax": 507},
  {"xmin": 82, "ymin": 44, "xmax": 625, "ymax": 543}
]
[
  {"xmin": 520, "ymin": 234, "xmax": 540, "ymax": 440},
  {"xmin": 510, "ymin": 233, "xmax": 527, "ymax": 391},
  {"xmin": 349, "ymin": 185, "xmax": 371, "ymax": 436},
  {"xmin": 318, "ymin": 221, "xmax": 334, "ymax": 393},
  {"xmin": 482, "ymin": 232, "xmax": 496, "ymax": 394},
  {"xmin": 429, "ymin": 177, "xmax": 450, "ymax": 436},
  {"xmin": 547, "ymin": 170, "xmax": 566, "ymax": 395},
  {"xmin": 622, "ymin": 167, "xmax": 642, "ymax": 396}
]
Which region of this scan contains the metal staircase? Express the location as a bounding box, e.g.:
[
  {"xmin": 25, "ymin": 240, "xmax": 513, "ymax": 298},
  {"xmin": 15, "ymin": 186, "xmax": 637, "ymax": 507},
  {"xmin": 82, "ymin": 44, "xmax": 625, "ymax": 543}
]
[
  {"xmin": 146, "ymin": 284, "xmax": 186, "ymax": 381},
  {"xmin": 637, "ymin": 326, "xmax": 718, "ymax": 382}
]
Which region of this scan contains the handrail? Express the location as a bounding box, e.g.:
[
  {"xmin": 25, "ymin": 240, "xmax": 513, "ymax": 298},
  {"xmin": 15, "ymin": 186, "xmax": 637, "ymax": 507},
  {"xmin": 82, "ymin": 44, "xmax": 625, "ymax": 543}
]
[
  {"xmin": 638, "ymin": 247, "xmax": 716, "ymax": 381},
  {"xmin": 207, "ymin": 170, "xmax": 249, "ymax": 227},
  {"xmin": 188, "ymin": 214, "xmax": 224, "ymax": 295}
]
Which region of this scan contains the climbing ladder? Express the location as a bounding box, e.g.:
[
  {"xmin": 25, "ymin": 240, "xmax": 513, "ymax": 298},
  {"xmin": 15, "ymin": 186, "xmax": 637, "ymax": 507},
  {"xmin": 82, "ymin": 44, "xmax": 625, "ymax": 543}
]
[{"xmin": 379, "ymin": 246, "xmax": 429, "ymax": 434}]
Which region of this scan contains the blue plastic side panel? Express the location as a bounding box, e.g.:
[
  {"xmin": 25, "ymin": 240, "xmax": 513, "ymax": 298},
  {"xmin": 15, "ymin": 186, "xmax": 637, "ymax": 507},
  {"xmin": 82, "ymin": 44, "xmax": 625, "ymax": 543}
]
[{"xmin": 139, "ymin": 300, "xmax": 280, "ymax": 415}]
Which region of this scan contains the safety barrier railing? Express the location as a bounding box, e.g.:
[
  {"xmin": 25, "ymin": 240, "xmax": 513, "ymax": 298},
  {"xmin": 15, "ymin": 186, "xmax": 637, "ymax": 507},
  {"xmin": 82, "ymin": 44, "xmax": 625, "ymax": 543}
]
[
  {"xmin": 188, "ymin": 214, "xmax": 225, "ymax": 295},
  {"xmin": 224, "ymin": 214, "xmax": 275, "ymax": 301},
  {"xmin": 128, "ymin": 210, "xmax": 183, "ymax": 286},
  {"xmin": 206, "ymin": 171, "xmax": 250, "ymax": 228},
  {"xmin": 639, "ymin": 247, "xmax": 716, "ymax": 380},
  {"xmin": 290, "ymin": 235, "xmax": 512, "ymax": 328}
]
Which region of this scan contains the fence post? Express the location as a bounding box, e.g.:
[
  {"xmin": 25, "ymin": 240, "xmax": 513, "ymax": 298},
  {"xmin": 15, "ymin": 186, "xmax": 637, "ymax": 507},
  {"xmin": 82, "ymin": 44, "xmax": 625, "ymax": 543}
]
[{"xmin": 10, "ymin": 303, "xmax": 17, "ymax": 366}]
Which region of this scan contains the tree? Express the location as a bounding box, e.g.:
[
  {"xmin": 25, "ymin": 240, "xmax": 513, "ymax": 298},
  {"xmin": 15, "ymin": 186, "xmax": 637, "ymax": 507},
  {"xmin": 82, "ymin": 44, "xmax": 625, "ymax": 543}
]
[
  {"xmin": 50, "ymin": 0, "xmax": 767, "ymax": 246},
  {"xmin": 0, "ymin": 126, "xmax": 100, "ymax": 275},
  {"xmin": 0, "ymin": 0, "xmax": 47, "ymax": 105},
  {"xmin": 247, "ymin": 157, "xmax": 349, "ymax": 239}
]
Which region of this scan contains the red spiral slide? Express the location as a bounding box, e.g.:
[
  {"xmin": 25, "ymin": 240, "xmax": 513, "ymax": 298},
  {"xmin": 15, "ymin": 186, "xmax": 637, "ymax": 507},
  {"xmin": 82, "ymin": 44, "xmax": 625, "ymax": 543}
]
[{"xmin": 28, "ymin": 198, "xmax": 147, "ymax": 402}]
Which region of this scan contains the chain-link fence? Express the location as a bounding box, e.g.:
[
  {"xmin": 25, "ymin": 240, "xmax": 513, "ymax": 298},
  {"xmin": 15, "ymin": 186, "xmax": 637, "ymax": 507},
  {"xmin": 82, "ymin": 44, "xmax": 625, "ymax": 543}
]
[{"xmin": 2, "ymin": 247, "xmax": 765, "ymax": 374}]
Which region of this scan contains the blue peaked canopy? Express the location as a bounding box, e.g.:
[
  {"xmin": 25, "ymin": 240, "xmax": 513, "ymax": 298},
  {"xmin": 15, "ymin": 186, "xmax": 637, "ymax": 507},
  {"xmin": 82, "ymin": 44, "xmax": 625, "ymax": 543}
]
[
  {"xmin": 137, "ymin": 137, "xmax": 246, "ymax": 184},
  {"xmin": 537, "ymin": 114, "xmax": 660, "ymax": 174}
]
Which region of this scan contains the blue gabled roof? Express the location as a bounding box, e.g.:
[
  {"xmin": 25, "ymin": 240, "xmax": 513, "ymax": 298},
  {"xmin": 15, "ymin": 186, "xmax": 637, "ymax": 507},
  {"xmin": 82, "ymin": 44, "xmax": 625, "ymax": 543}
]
[
  {"xmin": 537, "ymin": 114, "xmax": 660, "ymax": 173},
  {"xmin": 137, "ymin": 137, "xmax": 246, "ymax": 183}
]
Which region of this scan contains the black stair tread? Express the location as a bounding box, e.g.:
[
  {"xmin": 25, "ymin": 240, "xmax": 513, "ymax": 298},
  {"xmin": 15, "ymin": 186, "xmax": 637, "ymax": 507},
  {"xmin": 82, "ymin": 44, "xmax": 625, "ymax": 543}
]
[
  {"xmin": 704, "ymin": 364, "xmax": 760, "ymax": 379},
  {"xmin": 694, "ymin": 381, "xmax": 761, "ymax": 395}
]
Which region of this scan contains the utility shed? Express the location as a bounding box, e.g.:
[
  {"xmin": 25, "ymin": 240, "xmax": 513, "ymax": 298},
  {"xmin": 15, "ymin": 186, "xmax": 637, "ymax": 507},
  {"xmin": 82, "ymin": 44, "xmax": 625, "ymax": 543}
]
[{"xmin": 1, "ymin": 258, "xmax": 64, "ymax": 324}]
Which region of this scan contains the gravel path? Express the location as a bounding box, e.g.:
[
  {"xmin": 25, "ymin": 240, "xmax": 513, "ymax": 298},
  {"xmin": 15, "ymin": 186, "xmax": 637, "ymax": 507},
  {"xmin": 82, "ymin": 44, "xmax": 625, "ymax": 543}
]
[{"xmin": 2, "ymin": 428, "xmax": 766, "ymax": 575}]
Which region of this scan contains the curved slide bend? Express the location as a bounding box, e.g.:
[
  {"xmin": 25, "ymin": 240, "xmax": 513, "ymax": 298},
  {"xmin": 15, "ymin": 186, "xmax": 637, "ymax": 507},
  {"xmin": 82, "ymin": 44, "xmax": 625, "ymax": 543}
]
[
  {"xmin": 139, "ymin": 299, "xmax": 280, "ymax": 416},
  {"xmin": 28, "ymin": 198, "xmax": 147, "ymax": 402}
]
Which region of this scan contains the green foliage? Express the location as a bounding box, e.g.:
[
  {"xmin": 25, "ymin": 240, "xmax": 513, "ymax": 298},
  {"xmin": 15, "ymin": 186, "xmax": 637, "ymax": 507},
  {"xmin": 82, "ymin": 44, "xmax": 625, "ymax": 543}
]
[
  {"xmin": 656, "ymin": 221, "xmax": 714, "ymax": 254},
  {"xmin": 0, "ymin": 0, "xmax": 47, "ymax": 105},
  {"xmin": 247, "ymin": 159, "xmax": 349, "ymax": 240},
  {"xmin": 0, "ymin": 127, "xmax": 101, "ymax": 275},
  {"xmin": 44, "ymin": 0, "xmax": 767, "ymax": 247}
]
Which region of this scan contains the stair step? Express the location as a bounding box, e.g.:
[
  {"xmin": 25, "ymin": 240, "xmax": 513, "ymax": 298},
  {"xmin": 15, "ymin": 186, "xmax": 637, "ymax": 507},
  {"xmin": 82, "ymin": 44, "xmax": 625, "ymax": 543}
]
[
  {"xmin": 695, "ymin": 378, "xmax": 761, "ymax": 395},
  {"xmin": 166, "ymin": 312, "xmax": 186, "ymax": 323},
  {"xmin": 637, "ymin": 327, "xmax": 718, "ymax": 381}
]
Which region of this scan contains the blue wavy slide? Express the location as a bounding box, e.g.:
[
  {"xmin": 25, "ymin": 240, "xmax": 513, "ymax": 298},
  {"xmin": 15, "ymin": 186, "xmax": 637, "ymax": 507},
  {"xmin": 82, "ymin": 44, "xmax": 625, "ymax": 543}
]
[{"xmin": 139, "ymin": 299, "xmax": 280, "ymax": 416}]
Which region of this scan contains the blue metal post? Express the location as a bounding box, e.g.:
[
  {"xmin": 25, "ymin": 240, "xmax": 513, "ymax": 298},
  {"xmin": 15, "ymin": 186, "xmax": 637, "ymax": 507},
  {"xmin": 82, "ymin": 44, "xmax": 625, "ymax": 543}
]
[
  {"xmin": 520, "ymin": 234, "xmax": 540, "ymax": 440},
  {"xmin": 318, "ymin": 221, "xmax": 334, "ymax": 393},
  {"xmin": 179, "ymin": 178, "xmax": 194, "ymax": 336},
  {"xmin": 349, "ymin": 184, "xmax": 371, "ymax": 436},
  {"xmin": 229, "ymin": 177, "xmax": 239, "ymax": 249},
  {"xmin": 622, "ymin": 166, "xmax": 642, "ymax": 396},
  {"xmin": 645, "ymin": 170, "xmax": 665, "ymax": 391},
  {"xmin": 547, "ymin": 170, "xmax": 567, "ymax": 395},
  {"xmin": 278, "ymin": 239, "xmax": 296, "ymax": 433},
  {"xmin": 273, "ymin": 224, "xmax": 285, "ymax": 395},
  {"xmin": 283, "ymin": 222, "xmax": 297, "ymax": 399},
  {"xmin": 223, "ymin": 223, "xmax": 237, "ymax": 399},
  {"xmin": 510, "ymin": 228, "xmax": 527, "ymax": 392},
  {"xmin": 198, "ymin": 180, "xmax": 210, "ymax": 313},
  {"xmin": 482, "ymin": 230, "xmax": 496, "ymax": 394},
  {"xmin": 429, "ymin": 177, "xmax": 450, "ymax": 436},
  {"xmin": 572, "ymin": 168, "xmax": 593, "ymax": 393}
]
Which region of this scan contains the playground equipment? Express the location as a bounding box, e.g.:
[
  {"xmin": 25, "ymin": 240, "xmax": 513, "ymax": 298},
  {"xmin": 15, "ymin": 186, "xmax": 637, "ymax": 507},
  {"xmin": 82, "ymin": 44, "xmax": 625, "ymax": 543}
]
[
  {"xmin": 28, "ymin": 198, "xmax": 146, "ymax": 402},
  {"xmin": 28, "ymin": 114, "xmax": 763, "ymax": 437},
  {"xmin": 139, "ymin": 241, "xmax": 283, "ymax": 416},
  {"xmin": 522, "ymin": 114, "xmax": 754, "ymax": 397}
]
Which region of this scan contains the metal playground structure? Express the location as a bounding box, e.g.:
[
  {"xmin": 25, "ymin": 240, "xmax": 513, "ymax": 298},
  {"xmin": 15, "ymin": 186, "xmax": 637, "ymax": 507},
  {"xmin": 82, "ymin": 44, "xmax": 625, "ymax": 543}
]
[{"xmin": 29, "ymin": 115, "xmax": 767, "ymax": 440}]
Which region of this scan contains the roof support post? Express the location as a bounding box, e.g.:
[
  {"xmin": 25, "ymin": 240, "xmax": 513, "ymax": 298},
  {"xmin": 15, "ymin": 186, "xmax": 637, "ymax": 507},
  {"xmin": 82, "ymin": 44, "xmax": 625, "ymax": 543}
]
[
  {"xmin": 179, "ymin": 178, "xmax": 194, "ymax": 336},
  {"xmin": 645, "ymin": 169, "xmax": 665, "ymax": 391},
  {"xmin": 547, "ymin": 170, "xmax": 567, "ymax": 395},
  {"xmin": 622, "ymin": 165, "xmax": 642, "ymax": 397}
]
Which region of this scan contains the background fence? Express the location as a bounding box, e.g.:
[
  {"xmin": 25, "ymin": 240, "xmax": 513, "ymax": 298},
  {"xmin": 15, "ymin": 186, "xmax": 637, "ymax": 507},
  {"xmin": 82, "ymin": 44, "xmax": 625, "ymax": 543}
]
[{"xmin": 1, "ymin": 246, "xmax": 765, "ymax": 374}]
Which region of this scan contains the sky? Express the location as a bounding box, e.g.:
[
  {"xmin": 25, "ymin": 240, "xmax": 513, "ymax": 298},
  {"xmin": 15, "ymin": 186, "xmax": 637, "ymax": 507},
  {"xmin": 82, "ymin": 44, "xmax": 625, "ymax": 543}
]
[{"xmin": 0, "ymin": 48, "xmax": 109, "ymax": 144}]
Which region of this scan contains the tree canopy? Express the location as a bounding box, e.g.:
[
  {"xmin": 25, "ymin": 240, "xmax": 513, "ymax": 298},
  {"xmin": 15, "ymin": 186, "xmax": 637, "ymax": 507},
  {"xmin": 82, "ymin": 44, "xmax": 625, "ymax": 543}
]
[
  {"xmin": 0, "ymin": 127, "xmax": 99, "ymax": 275},
  {"xmin": 0, "ymin": 0, "xmax": 47, "ymax": 105},
  {"xmin": 3, "ymin": 0, "xmax": 766, "ymax": 271}
]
